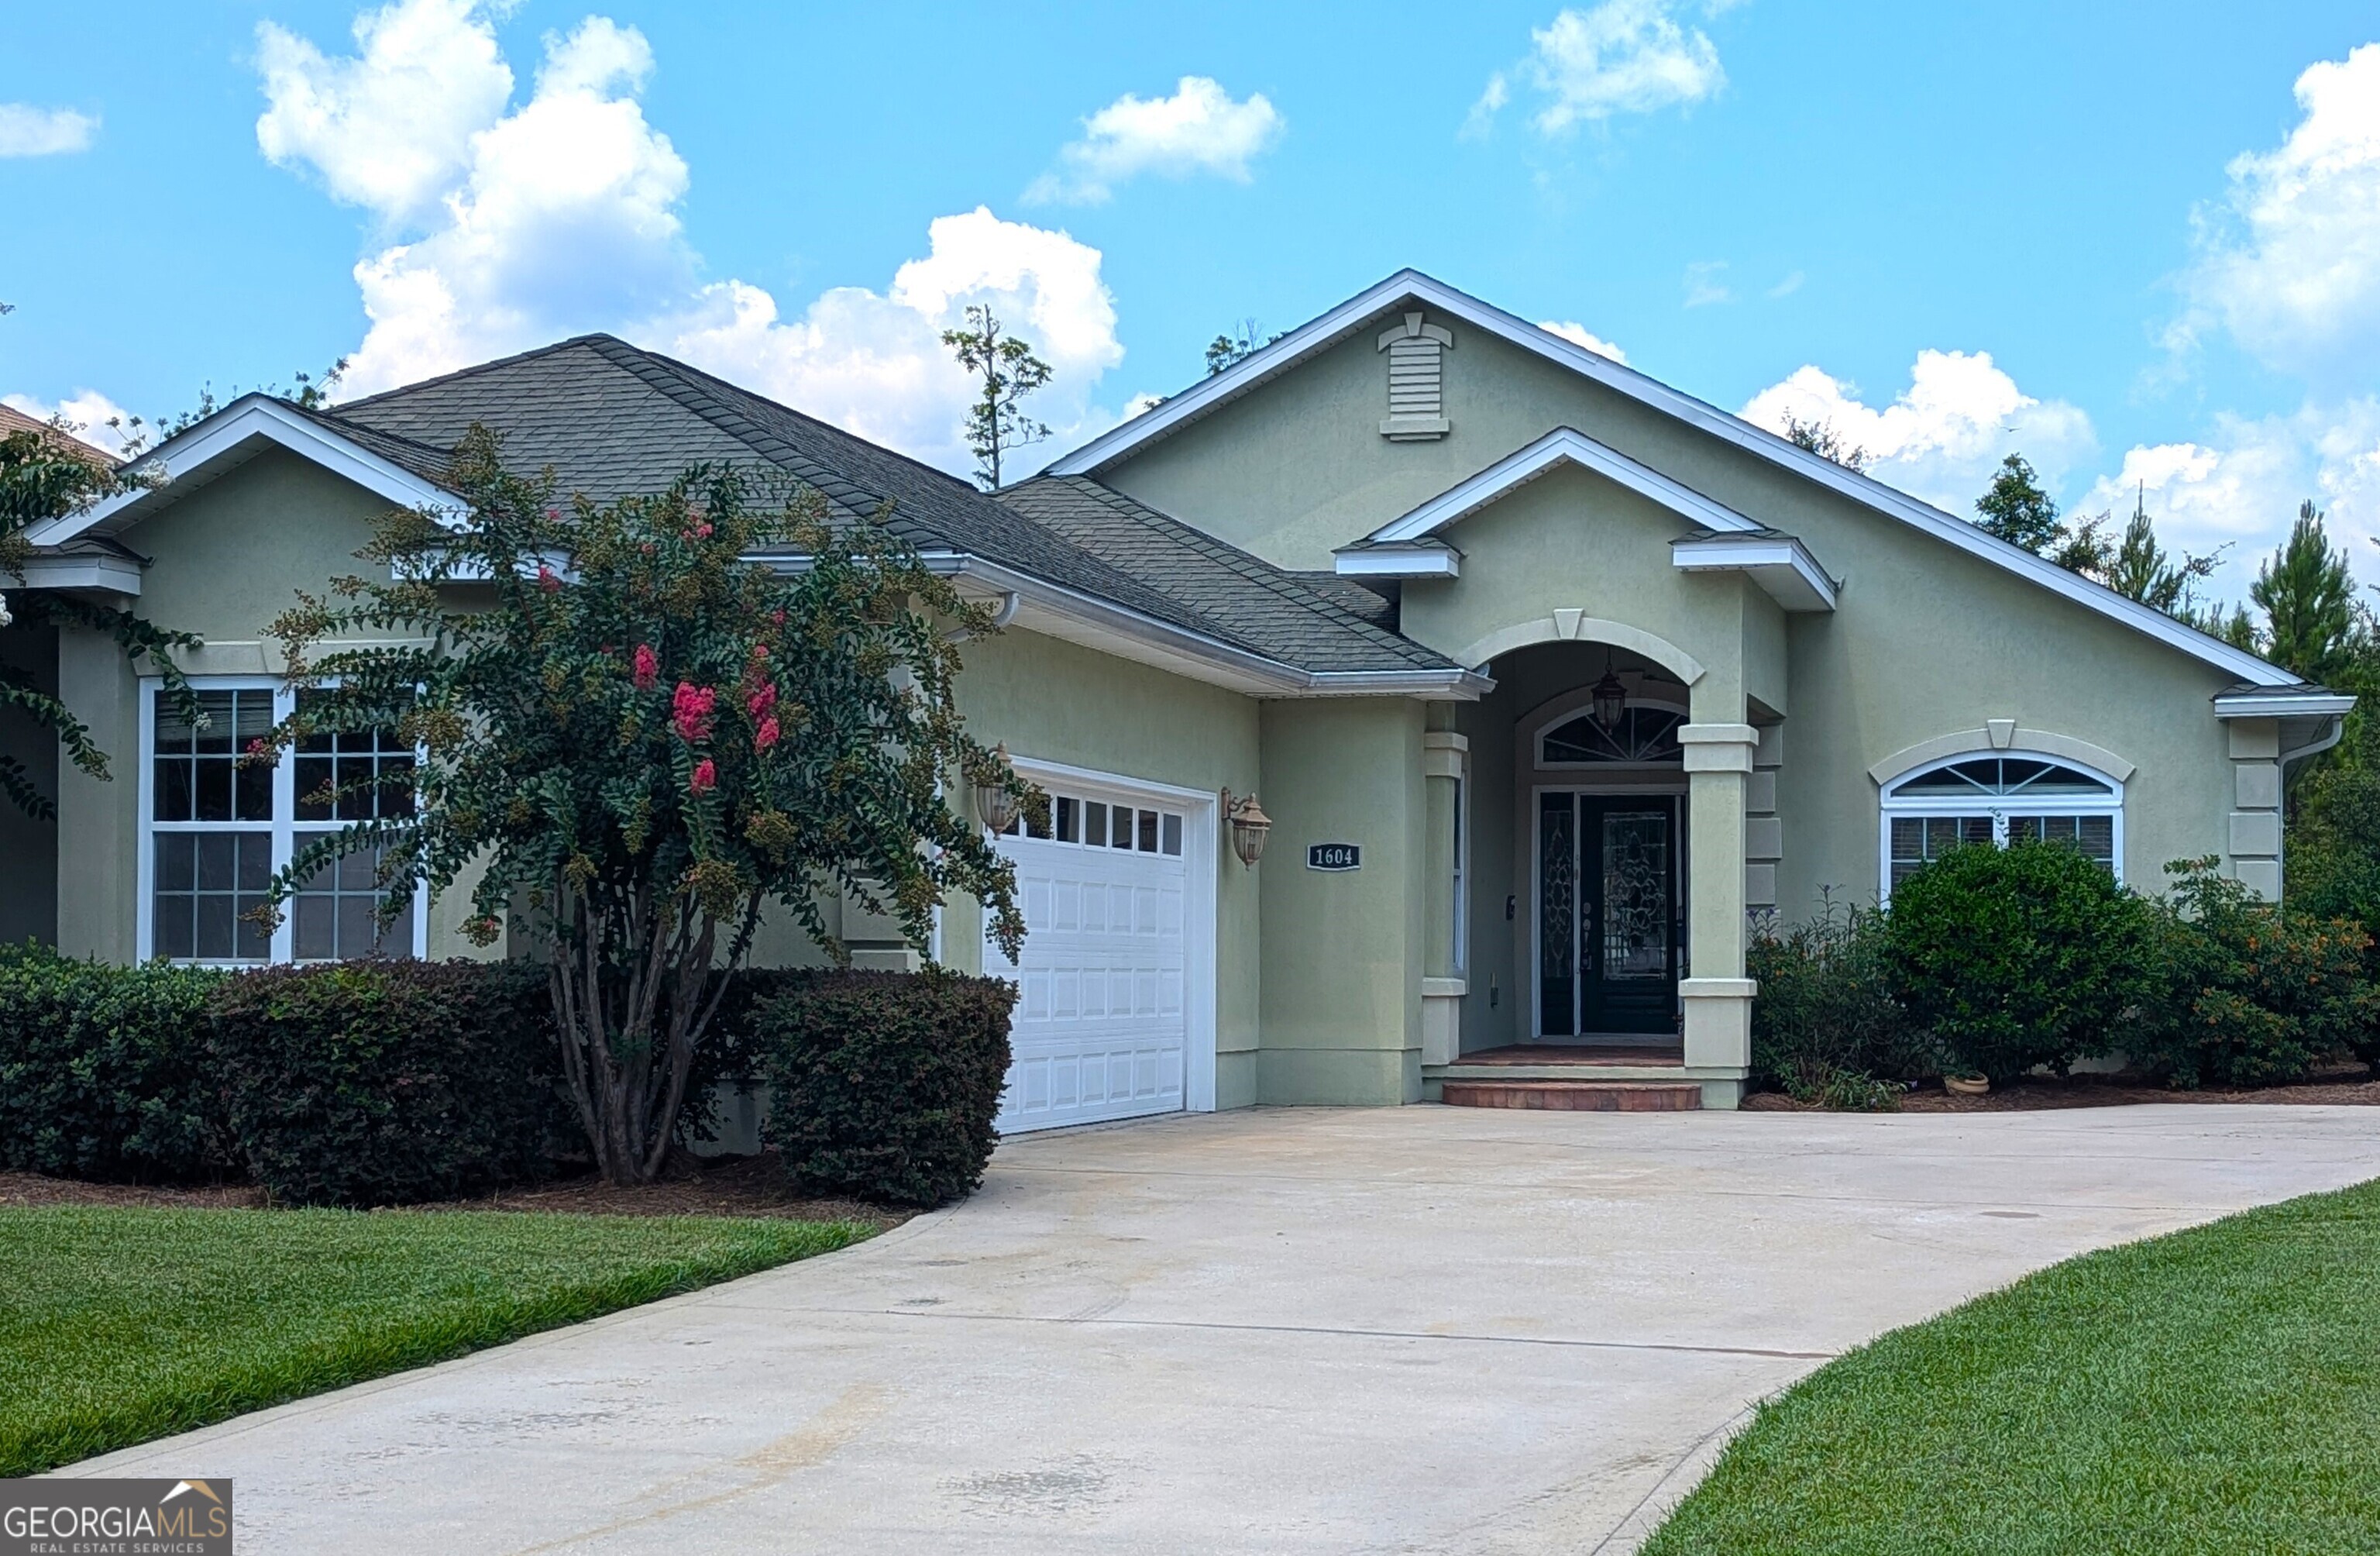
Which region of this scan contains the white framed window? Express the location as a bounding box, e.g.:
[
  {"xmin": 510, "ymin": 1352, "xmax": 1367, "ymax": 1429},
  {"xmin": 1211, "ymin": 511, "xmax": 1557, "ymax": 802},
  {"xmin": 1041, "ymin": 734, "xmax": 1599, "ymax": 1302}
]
[
  {"xmin": 1880, "ymin": 752, "xmax": 2123, "ymax": 897},
  {"xmin": 1000, "ymin": 791, "xmax": 1185, "ymax": 856},
  {"xmin": 139, "ymin": 679, "xmax": 428, "ymax": 965}
]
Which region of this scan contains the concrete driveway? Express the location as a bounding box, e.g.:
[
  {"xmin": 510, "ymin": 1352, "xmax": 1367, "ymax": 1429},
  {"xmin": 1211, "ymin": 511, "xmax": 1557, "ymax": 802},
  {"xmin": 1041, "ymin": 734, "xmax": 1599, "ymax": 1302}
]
[{"xmin": 64, "ymin": 1104, "xmax": 2380, "ymax": 1554}]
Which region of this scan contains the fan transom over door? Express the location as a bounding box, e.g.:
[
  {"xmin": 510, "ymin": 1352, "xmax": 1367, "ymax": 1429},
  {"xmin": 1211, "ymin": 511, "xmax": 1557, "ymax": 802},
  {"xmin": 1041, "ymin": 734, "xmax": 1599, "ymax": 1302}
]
[{"xmin": 986, "ymin": 783, "xmax": 1189, "ymax": 1132}]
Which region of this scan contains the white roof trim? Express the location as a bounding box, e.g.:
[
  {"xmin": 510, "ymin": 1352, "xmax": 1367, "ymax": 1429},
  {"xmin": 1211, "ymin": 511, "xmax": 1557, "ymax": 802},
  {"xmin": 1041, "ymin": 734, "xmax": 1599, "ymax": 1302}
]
[
  {"xmin": 1334, "ymin": 544, "xmax": 1461, "ymax": 579},
  {"xmin": 1670, "ymin": 534, "xmax": 1838, "ymax": 612},
  {"xmin": 2212, "ymin": 691, "xmax": 2356, "ymax": 719},
  {"xmin": 1368, "ymin": 427, "xmax": 1764, "ymax": 546},
  {"xmin": 1046, "ymin": 267, "xmax": 2300, "ymax": 689},
  {"xmin": 26, "ymin": 394, "xmax": 463, "ymax": 548},
  {"xmin": 9, "ymin": 554, "xmax": 143, "ymax": 597}
]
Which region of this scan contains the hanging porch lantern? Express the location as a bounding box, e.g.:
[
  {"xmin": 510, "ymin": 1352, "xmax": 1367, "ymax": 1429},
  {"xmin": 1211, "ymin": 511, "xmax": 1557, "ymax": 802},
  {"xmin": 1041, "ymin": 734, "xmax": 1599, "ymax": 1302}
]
[
  {"xmin": 1221, "ymin": 790, "xmax": 1272, "ymax": 867},
  {"xmin": 974, "ymin": 743, "xmax": 1022, "ymax": 835},
  {"xmin": 1590, "ymin": 649, "xmax": 1628, "ymax": 732}
]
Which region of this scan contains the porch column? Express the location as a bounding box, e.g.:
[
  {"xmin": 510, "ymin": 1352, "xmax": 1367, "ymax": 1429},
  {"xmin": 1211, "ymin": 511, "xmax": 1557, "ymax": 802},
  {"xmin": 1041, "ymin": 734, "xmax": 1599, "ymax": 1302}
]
[
  {"xmin": 1678, "ymin": 718, "xmax": 1757, "ymax": 1096},
  {"xmin": 1421, "ymin": 728, "xmax": 1467, "ymax": 1065}
]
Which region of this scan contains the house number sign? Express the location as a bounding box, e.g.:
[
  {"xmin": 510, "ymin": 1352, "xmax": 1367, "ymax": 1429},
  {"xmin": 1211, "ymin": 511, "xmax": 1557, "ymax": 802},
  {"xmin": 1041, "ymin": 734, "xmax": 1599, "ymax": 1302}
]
[{"xmin": 1307, "ymin": 842, "xmax": 1362, "ymax": 872}]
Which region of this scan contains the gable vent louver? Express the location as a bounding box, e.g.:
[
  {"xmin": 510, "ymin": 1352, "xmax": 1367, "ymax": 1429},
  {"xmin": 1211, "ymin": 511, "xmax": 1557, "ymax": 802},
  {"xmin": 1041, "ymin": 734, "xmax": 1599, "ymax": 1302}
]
[{"xmin": 1378, "ymin": 312, "xmax": 1453, "ymax": 441}]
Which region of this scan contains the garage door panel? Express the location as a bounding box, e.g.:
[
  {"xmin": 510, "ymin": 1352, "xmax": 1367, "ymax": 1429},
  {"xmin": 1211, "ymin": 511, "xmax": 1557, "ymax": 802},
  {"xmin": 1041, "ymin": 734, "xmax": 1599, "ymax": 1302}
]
[{"xmin": 989, "ymin": 777, "xmax": 1198, "ymax": 1134}]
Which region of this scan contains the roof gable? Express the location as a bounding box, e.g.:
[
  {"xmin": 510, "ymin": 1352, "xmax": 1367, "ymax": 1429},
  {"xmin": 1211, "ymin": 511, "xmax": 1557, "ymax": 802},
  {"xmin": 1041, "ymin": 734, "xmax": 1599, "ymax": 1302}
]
[{"xmin": 1047, "ymin": 269, "xmax": 2300, "ymax": 689}]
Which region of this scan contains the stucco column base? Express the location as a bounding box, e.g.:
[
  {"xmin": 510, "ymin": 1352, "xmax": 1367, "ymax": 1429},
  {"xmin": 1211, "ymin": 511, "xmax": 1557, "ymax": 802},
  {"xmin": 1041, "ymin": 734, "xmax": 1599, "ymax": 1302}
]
[
  {"xmin": 1680, "ymin": 977, "xmax": 1755, "ymax": 1072},
  {"xmin": 1420, "ymin": 977, "xmax": 1466, "ymax": 1066}
]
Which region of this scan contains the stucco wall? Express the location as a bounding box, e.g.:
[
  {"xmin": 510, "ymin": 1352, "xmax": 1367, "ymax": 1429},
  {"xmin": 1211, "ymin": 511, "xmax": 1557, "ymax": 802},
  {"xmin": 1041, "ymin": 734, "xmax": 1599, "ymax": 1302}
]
[
  {"xmin": 1098, "ymin": 312, "xmax": 2248, "ymax": 917},
  {"xmin": 1256, "ymin": 697, "xmax": 1427, "ymax": 1104}
]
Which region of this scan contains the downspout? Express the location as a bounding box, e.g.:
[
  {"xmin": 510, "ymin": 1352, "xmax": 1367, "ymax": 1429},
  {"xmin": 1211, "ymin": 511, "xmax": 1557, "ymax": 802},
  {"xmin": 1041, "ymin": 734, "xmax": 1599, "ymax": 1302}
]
[
  {"xmin": 2281, "ymin": 715, "xmax": 2347, "ymax": 773},
  {"xmin": 948, "ymin": 590, "xmax": 1020, "ymax": 642}
]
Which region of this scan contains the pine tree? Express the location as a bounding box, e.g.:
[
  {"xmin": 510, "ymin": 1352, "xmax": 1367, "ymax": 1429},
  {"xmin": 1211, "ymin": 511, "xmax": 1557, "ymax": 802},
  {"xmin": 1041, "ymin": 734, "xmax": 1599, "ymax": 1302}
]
[
  {"xmin": 941, "ymin": 305, "xmax": 1054, "ymax": 489},
  {"xmin": 2251, "ymin": 501, "xmax": 2361, "ymax": 687},
  {"xmin": 1973, "ymin": 453, "xmax": 2062, "ymax": 553}
]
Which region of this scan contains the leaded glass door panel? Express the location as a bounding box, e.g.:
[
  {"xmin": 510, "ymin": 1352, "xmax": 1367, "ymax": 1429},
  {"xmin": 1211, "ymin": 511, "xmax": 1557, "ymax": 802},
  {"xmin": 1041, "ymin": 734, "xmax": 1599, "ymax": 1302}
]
[{"xmin": 1536, "ymin": 792, "xmax": 1680, "ymax": 1038}]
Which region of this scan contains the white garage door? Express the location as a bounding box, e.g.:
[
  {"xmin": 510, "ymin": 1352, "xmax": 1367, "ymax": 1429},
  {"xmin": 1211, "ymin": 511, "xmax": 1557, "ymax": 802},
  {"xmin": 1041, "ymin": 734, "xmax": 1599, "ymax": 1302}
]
[{"xmin": 987, "ymin": 775, "xmax": 1196, "ymax": 1133}]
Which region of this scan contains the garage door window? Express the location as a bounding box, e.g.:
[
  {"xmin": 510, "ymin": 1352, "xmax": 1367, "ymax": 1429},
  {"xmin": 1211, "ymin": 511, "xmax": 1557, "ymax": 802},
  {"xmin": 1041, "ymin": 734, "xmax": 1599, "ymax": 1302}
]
[{"xmin": 1004, "ymin": 792, "xmax": 1183, "ymax": 855}]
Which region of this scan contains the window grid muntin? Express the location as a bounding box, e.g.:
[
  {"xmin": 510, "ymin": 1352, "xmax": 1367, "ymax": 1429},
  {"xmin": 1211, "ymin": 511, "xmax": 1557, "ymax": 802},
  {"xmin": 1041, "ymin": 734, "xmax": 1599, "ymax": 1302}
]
[
  {"xmin": 1880, "ymin": 750, "xmax": 2123, "ymax": 898},
  {"xmin": 141, "ymin": 680, "xmax": 425, "ymax": 966}
]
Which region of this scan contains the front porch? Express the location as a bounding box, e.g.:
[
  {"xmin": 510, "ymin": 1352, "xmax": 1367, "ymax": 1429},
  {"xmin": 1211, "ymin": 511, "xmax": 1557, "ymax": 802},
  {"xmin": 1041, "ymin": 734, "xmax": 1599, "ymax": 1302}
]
[{"xmin": 1415, "ymin": 629, "xmax": 1776, "ymax": 1110}]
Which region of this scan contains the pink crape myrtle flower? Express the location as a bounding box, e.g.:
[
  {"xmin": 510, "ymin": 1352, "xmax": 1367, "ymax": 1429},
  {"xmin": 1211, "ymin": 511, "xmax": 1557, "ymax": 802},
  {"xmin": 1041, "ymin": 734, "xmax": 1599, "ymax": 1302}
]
[
  {"xmin": 632, "ymin": 643, "xmax": 659, "ymax": 690},
  {"xmin": 536, "ymin": 565, "xmax": 561, "ymax": 593},
  {"xmin": 754, "ymin": 714, "xmax": 781, "ymax": 752},
  {"xmin": 672, "ymin": 682, "xmax": 717, "ymax": 742},
  {"xmin": 746, "ymin": 680, "xmax": 778, "ymax": 718},
  {"xmin": 690, "ymin": 758, "xmax": 717, "ymax": 793}
]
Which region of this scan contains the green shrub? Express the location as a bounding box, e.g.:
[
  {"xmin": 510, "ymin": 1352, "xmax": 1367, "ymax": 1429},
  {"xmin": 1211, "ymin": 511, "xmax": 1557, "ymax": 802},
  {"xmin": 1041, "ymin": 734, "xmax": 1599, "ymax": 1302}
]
[
  {"xmin": 0, "ymin": 945, "xmax": 229, "ymax": 1182},
  {"xmin": 1749, "ymin": 900, "xmax": 1932, "ymax": 1104},
  {"xmin": 1886, "ymin": 840, "xmax": 2154, "ymax": 1086},
  {"xmin": 208, "ymin": 959, "xmax": 574, "ymax": 1207},
  {"xmin": 754, "ymin": 969, "xmax": 1016, "ymax": 1208},
  {"xmin": 2130, "ymin": 858, "xmax": 2378, "ymax": 1088}
]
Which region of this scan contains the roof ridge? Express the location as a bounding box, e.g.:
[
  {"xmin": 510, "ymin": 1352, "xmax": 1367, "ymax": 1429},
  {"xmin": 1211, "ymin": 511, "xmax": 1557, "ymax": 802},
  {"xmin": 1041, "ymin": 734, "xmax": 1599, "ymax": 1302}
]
[{"xmin": 332, "ymin": 334, "xmax": 629, "ymax": 412}]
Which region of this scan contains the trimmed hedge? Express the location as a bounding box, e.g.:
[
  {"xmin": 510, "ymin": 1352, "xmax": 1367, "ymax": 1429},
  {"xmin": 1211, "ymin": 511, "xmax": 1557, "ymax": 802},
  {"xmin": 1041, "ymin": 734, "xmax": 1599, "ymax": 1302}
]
[
  {"xmin": 0, "ymin": 945, "xmax": 229, "ymax": 1182},
  {"xmin": 1887, "ymin": 840, "xmax": 2155, "ymax": 1085},
  {"xmin": 755, "ymin": 969, "xmax": 1016, "ymax": 1208},
  {"xmin": 209, "ymin": 959, "xmax": 573, "ymax": 1207}
]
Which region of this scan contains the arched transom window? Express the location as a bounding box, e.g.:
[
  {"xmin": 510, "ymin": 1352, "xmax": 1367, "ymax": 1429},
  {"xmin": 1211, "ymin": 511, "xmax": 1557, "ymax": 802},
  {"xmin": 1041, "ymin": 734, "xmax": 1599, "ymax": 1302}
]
[
  {"xmin": 1880, "ymin": 753, "xmax": 2122, "ymax": 893},
  {"xmin": 1539, "ymin": 707, "xmax": 1685, "ymax": 766}
]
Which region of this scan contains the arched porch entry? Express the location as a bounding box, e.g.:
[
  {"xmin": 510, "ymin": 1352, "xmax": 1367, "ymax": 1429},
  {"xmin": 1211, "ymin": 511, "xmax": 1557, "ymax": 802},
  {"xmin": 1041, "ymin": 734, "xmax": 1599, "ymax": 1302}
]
[{"xmin": 1429, "ymin": 614, "xmax": 1760, "ymax": 1107}]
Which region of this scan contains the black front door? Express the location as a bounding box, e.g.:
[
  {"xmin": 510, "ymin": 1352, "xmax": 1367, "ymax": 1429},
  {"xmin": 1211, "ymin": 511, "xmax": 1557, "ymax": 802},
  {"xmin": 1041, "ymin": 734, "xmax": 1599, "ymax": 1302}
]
[{"xmin": 1537, "ymin": 793, "xmax": 1680, "ymax": 1036}]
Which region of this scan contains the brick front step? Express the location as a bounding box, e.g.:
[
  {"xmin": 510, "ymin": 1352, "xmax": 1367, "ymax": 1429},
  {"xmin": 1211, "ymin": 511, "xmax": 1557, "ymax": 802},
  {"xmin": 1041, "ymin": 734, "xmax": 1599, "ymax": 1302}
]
[{"xmin": 1439, "ymin": 1079, "xmax": 1704, "ymax": 1112}]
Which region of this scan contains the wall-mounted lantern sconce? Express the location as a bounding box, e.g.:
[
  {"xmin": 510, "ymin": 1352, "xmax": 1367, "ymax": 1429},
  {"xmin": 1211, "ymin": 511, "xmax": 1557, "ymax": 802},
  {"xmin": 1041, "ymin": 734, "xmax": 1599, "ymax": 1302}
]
[
  {"xmin": 974, "ymin": 742, "xmax": 1023, "ymax": 835},
  {"xmin": 1219, "ymin": 789, "xmax": 1272, "ymax": 867}
]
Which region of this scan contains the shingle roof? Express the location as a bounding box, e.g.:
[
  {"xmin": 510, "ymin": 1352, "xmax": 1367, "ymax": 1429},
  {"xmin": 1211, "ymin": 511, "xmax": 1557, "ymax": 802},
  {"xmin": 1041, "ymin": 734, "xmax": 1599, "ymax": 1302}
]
[
  {"xmin": 0, "ymin": 402, "xmax": 118, "ymax": 467},
  {"xmin": 999, "ymin": 477, "xmax": 1454, "ymax": 673},
  {"xmin": 313, "ymin": 334, "xmax": 1453, "ymax": 678}
]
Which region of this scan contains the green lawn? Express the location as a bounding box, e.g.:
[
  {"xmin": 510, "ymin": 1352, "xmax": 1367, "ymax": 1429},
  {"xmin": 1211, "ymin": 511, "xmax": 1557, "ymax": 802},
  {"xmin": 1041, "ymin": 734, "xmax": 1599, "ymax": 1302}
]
[
  {"xmin": 1644, "ymin": 1178, "xmax": 2380, "ymax": 1556},
  {"xmin": 0, "ymin": 1205, "xmax": 868, "ymax": 1475}
]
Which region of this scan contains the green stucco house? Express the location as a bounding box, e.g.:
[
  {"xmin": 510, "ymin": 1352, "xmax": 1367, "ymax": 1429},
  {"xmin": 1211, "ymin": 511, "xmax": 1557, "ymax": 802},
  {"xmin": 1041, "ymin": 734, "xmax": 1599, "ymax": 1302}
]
[{"xmin": 2, "ymin": 270, "xmax": 2351, "ymax": 1123}]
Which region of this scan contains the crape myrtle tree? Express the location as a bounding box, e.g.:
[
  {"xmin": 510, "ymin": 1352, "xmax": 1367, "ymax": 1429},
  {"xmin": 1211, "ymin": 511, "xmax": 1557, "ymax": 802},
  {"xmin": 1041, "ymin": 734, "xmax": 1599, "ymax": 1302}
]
[{"xmin": 256, "ymin": 426, "xmax": 1030, "ymax": 1184}]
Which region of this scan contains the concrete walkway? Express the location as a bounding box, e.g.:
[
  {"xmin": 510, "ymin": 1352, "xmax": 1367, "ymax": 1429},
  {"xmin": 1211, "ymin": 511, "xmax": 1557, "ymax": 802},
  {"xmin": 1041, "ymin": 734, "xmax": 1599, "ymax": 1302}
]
[{"xmin": 64, "ymin": 1104, "xmax": 2380, "ymax": 1554}]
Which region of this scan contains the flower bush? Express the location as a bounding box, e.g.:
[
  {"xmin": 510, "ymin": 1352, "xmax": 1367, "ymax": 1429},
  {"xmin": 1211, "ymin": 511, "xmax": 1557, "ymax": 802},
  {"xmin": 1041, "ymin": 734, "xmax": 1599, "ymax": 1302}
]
[{"xmin": 256, "ymin": 429, "xmax": 1028, "ymax": 1183}]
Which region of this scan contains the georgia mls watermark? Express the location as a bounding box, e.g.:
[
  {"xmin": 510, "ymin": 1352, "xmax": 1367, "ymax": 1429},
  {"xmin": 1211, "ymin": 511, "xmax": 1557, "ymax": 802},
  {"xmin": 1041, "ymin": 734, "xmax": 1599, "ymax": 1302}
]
[{"xmin": 2, "ymin": 1480, "xmax": 232, "ymax": 1555}]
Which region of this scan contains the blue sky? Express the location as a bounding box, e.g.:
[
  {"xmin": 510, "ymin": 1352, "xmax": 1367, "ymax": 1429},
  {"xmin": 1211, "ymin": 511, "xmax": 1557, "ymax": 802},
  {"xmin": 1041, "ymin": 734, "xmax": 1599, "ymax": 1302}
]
[{"xmin": 6, "ymin": 1, "xmax": 2380, "ymax": 601}]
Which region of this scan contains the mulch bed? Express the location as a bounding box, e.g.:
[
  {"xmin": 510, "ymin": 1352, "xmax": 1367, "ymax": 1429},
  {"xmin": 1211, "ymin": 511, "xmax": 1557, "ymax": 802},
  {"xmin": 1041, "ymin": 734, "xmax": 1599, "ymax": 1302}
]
[
  {"xmin": 0, "ymin": 1149, "xmax": 910, "ymax": 1230},
  {"xmin": 1745, "ymin": 1063, "xmax": 2380, "ymax": 1112}
]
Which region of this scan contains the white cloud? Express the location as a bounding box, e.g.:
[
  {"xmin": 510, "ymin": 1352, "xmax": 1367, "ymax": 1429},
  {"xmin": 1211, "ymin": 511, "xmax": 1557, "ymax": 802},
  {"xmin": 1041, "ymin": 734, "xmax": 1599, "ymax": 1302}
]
[
  {"xmin": 0, "ymin": 104, "xmax": 98, "ymax": 157},
  {"xmin": 1683, "ymin": 260, "xmax": 1732, "ymax": 308},
  {"xmin": 2182, "ymin": 43, "xmax": 2380, "ymax": 386},
  {"xmin": 2, "ymin": 390, "xmax": 138, "ymax": 456},
  {"xmin": 2081, "ymin": 401, "xmax": 2380, "ymax": 594},
  {"xmin": 256, "ymin": 0, "xmax": 512, "ymax": 226},
  {"xmin": 1025, "ymin": 77, "xmax": 1284, "ymax": 205},
  {"xmin": 1741, "ymin": 349, "xmax": 2096, "ymax": 515},
  {"xmin": 667, "ymin": 208, "xmax": 1123, "ymax": 471},
  {"xmin": 1538, "ymin": 320, "xmax": 1627, "ymax": 363},
  {"xmin": 1470, "ymin": 0, "xmax": 1725, "ymax": 138},
  {"xmin": 1766, "ymin": 270, "xmax": 1804, "ymax": 298},
  {"xmin": 254, "ymin": 0, "xmax": 1126, "ymax": 475}
]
